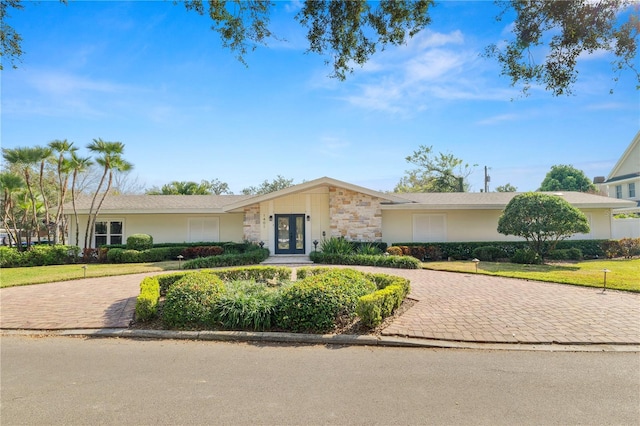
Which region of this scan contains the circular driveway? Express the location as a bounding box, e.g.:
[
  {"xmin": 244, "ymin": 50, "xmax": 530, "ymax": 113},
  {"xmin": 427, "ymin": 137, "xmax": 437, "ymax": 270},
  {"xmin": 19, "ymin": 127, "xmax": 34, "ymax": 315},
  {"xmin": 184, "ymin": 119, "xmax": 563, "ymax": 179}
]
[{"xmin": 1, "ymin": 267, "xmax": 639, "ymax": 344}]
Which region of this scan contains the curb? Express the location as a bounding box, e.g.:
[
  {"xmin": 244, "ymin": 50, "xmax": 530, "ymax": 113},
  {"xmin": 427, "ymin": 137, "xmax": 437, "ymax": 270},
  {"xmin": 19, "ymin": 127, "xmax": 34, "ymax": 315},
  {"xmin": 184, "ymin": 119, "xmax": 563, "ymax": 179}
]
[{"xmin": 2, "ymin": 328, "xmax": 639, "ymax": 352}]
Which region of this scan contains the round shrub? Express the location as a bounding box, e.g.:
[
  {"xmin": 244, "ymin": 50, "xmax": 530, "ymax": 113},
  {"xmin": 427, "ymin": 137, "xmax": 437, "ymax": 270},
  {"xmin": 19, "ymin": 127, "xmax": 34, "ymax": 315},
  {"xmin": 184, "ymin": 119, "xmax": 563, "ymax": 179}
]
[
  {"xmin": 275, "ymin": 269, "xmax": 376, "ymax": 333},
  {"xmin": 386, "ymin": 246, "xmax": 403, "ymax": 256},
  {"xmin": 126, "ymin": 234, "xmax": 153, "ymax": 251},
  {"xmin": 471, "ymin": 246, "xmax": 506, "ymax": 262},
  {"xmin": 511, "ymin": 249, "xmax": 542, "ymax": 264},
  {"xmin": 163, "ymin": 272, "xmax": 225, "ymax": 328}
]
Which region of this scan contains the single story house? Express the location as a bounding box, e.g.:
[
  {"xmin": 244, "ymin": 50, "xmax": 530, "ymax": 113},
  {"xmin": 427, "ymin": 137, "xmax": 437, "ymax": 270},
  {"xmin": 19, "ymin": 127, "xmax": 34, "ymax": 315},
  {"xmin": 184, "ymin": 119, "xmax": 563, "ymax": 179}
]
[{"xmin": 65, "ymin": 177, "xmax": 636, "ymax": 253}]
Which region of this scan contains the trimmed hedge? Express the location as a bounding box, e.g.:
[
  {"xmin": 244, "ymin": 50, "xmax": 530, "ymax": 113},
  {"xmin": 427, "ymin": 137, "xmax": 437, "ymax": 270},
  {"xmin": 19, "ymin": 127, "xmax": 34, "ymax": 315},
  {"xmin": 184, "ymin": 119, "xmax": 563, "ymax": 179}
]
[
  {"xmin": 135, "ymin": 276, "xmax": 160, "ymax": 321},
  {"xmin": 0, "ymin": 245, "xmax": 80, "ymax": 268},
  {"xmin": 163, "ymin": 272, "xmax": 225, "ymax": 328},
  {"xmin": 182, "ymin": 248, "xmax": 270, "ymax": 269},
  {"xmin": 356, "ymin": 273, "xmax": 411, "ymax": 328},
  {"xmin": 309, "ymin": 252, "xmax": 420, "ymax": 269},
  {"xmin": 157, "ymin": 266, "xmax": 292, "ymax": 295},
  {"xmin": 106, "ymin": 247, "xmax": 179, "ymax": 263},
  {"xmin": 275, "ymin": 269, "xmax": 377, "ymax": 333},
  {"xmin": 393, "ymin": 240, "xmax": 610, "ymax": 261}
]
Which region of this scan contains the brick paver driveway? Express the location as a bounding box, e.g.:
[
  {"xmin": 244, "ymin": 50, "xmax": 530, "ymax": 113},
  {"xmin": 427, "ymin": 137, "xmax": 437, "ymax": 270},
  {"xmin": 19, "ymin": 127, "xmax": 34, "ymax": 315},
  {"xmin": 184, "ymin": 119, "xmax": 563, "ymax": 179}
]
[{"xmin": 1, "ymin": 267, "xmax": 639, "ymax": 344}]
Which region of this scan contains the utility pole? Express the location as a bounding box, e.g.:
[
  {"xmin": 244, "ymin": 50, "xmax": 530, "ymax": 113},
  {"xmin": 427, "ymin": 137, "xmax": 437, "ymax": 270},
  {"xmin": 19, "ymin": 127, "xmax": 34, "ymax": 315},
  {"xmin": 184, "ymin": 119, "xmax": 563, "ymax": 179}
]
[{"xmin": 484, "ymin": 166, "xmax": 490, "ymax": 193}]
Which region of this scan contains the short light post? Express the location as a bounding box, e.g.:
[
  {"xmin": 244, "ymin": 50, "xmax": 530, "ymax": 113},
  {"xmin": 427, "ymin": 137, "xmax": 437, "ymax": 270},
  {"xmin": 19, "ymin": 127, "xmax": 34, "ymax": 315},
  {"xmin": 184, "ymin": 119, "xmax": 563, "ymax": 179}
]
[
  {"xmin": 472, "ymin": 258, "xmax": 480, "ymax": 273},
  {"xmin": 177, "ymin": 254, "xmax": 184, "ymax": 270},
  {"xmin": 82, "ymin": 265, "xmax": 87, "ymax": 278},
  {"xmin": 313, "ymin": 240, "xmax": 319, "ymax": 251},
  {"xmin": 602, "ymin": 269, "xmax": 611, "ymax": 293}
]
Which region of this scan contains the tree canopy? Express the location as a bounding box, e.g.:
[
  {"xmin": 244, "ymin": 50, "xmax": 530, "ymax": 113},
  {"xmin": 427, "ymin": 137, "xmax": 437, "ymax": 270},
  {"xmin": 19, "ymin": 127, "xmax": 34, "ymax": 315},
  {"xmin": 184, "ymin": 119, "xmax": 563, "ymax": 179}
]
[
  {"xmin": 495, "ymin": 183, "xmax": 517, "ymax": 192},
  {"xmin": 241, "ymin": 175, "xmax": 295, "ymax": 195},
  {"xmin": 497, "ymin": 192, "xmax": 590, "ymax": 257},
  {"xmin": 1, "ymin": 0, "xmax": 637, "ymax": 95},
  {"xmin": 146, "ymin": 179, "xmax": 231, "ymax": 195},
  {"xmin": 538, "ymin": 164, "xmax": 596, "ymax": 192},
  {"xmin": 394, "ymin": 145, "xmax": 476, "ymax": 193}
]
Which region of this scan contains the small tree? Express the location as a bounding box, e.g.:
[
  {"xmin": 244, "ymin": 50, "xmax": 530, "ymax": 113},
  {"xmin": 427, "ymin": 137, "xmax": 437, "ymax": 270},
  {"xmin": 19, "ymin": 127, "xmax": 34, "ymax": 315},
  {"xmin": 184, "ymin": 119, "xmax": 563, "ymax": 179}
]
[
  {"xmin": 497, "ymin": 192, "xmax": 590, "ymax": 258},
  {"xmin": 539, "ymin": 164, "xmax": 595, "ymax": 192}
]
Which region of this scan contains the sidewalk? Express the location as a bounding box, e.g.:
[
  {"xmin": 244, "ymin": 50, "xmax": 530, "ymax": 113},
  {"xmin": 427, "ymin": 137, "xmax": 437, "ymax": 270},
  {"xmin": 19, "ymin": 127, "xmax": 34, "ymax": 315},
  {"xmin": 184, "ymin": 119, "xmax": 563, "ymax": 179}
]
[{"xmin": 1, "ymin": 267, "xmax": 639, "ymax": 350}]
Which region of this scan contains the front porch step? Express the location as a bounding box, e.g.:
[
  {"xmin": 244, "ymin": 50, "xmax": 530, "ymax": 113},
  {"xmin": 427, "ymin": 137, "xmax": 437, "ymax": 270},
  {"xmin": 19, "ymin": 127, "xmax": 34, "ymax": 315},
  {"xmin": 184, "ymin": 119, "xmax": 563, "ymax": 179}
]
[{"xmin": 260, "ymin": 255, "xmax": 314, "ymax": 265}]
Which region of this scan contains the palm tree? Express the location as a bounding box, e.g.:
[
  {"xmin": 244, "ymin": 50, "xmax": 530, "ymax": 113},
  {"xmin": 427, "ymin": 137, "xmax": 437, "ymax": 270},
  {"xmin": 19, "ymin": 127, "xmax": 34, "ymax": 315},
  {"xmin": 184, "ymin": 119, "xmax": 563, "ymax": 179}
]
[
  {"xmin": 69, "ymin": 152, "xmax": 93, "ymax": 247},
  {"xmin": 83, "ymin": 139, "xmax": 132, "ymax": 250},
  {"xmin": 35, "ymin": 145, "xmax": 53, "ymax": 243},
  {"xmin": 2, "ymin": 146, "xmax": 50, "ymax": 247},
  {"xmin": 49, "ymin": 139, "xmax": 76, "ymax": 244},
  {"xmin": 0, "ymin": 172, "xmax": 25, "ymax": 247}
]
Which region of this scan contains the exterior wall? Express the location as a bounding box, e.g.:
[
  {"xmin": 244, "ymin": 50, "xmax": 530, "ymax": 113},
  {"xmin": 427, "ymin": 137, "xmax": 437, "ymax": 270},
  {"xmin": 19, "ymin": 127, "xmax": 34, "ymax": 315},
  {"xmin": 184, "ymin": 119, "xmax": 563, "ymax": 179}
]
[
  {"xmin": 243, "ymin": 205, "xmax": 261, "ymax": 243},
  {"xmin": 256, "ymin": 188, "xmax": 330, "ymax": 253},
  {"xmin": 382, "ymin": 208, "xmax": 614, "ymax": 244},
  {"xmin": 67, "ymin": 213, "xmax": 244, "ymax": 248},
  {"xmin": 612, "ymin": 218, "xmax": 640, "ymax": 239},
  {"xmin": 328, "ymin": 187, "xmax": 383, "ymax": 241}
]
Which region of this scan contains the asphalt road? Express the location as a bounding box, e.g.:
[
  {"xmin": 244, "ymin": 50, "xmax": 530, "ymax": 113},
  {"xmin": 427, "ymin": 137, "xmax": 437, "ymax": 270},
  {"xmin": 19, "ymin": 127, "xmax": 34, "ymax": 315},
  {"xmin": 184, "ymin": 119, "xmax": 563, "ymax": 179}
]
[{"xmin": 1, "ymin": 336, "xmax": 639, "ymax": 425}]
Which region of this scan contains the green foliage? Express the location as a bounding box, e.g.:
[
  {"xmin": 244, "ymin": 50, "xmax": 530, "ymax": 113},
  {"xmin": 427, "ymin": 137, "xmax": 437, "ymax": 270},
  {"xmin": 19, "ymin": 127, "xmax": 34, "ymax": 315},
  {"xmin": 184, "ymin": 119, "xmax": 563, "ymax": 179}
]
[
  {"xmin": 356, "ymin": 273, "xmax": 411, "ymax": 328},
  {"xmin": 538, "ymin": 165, "xmax": 596, "ymax": 192},
  {"xmin": 211, "ymin": 266, "xmax": 291, "ymax": 283},
  {"xmin": 106, "ymin": 247, "xmax": 175, "ymax": 263},
  {"xmin": 497, "ymin": 192, "xmax": 590, "ymax": 257},
  {"xmin": 145, "ymin": 179, "xmax": 231, "ymax": 195},
  {"xmin": 547, "ymin": 248, "xmax": 583, "ymax": 261},
  {"xmin": 241, "ymin": 175, "xmax": 295, "ymax": 195},
  {"xmin": 135, "ymin": 276, "xmax": 160, "ymax": 321},
  {"xmin": 495, "ymin": 183, "xmax": 517, "ymax": 192},
  {"xmin": 0, "ymin": 245, "xmax": 79, "ymax": 267},
  {"xmin": 485, "ymin": 0, "xmax": 638, "ymax": 96},
  {"xmin": 214, "ymin": 280, "xmax": 280, "ymax": 331},
  {"xmin": 394, "ymin": 145, "xmax": 475, "ymax": 193},
  {"xmin": 471, "ymin": 246, "xmax": 506, "ymax": 262},
  {"xmin": 275, "ymin": 269, "xmax": 376, "ymax": 333},
  {"xmin": 309, "ymin": 251, "xmax": 420, "ymax": 269},
  {"xmin": 182, "ymin": 248, "xmax": 270, "ymax": 269},
  {"xmin": 352, "ymin": 241, "xmax": 387, "ymax": 254},
  {"xmin": 126, "ymin": 234, "xmax": 153, "ymax": 250},
  {"xmin": 157, "ymin": 272, "xmax": 189, "ymax": 295},
  {"xmin": 511, "ymin": 249, "xmax": 542, "ymax": 265},
  {"xmin": 320, "ymin": 236, "xmax": 354, "ymax": 254},
  {"xmin": 163, "ymin": 272, "xmax": 225, "ymax": 328}
]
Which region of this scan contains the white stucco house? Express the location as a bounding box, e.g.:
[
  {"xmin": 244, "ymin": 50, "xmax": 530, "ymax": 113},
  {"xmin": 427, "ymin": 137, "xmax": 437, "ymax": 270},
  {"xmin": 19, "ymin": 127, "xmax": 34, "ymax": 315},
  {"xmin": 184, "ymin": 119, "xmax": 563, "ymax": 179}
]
[
  {"xmin": 594, "ymin": 131, "xmax": 640, "ymax": 238},
  {"xmin": 65, "ymin": 177, "xmax": 636, "ymax": 252}
]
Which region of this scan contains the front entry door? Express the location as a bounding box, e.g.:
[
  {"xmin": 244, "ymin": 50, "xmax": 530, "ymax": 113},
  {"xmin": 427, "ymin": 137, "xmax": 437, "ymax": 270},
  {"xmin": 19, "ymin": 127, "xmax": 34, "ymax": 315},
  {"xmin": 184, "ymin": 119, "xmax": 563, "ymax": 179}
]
[{"xmin": 275, "ymin": 214, "xmax": 305, "ymax": 254}]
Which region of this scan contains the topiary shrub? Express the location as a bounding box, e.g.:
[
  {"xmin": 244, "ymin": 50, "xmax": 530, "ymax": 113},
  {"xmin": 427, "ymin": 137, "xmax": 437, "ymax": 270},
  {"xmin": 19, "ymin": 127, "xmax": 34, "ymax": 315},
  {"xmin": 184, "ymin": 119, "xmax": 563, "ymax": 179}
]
[
  {"xmin": 135, "ymin": 276, "xmax": 160, "ymax": 321},
  {"xmin": 511, "ymin": 248, "xmax": 542, "ymax": 264},
  {"xmin": 471, "ymin": 246, "xmax": 506, "ymax": 262},
  {"xmin": 163, "ymin": 272, "xmax": 225, "ymax": 328},
  {"xmin": 181, "ymin": 246, "xmax": 224, "ymax": 259},
  {"xmin": 275, "ymin": 269, "xmax": 376, "ymax": 333},
  {"xmin": 127, "ymin": 234, "xmax": 153, "ymax": 251}
]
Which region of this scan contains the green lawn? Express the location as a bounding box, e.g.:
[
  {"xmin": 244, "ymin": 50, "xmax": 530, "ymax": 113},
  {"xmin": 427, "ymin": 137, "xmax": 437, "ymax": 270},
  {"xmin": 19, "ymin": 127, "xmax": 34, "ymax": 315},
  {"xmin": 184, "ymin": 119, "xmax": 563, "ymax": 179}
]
[
  {"xmin": 423, "ymin": 258, "xmax": 640, "ymax": 292},
  {"xmin": 0, "ymin": 261, "xmax": 181, "ymax": 288}
]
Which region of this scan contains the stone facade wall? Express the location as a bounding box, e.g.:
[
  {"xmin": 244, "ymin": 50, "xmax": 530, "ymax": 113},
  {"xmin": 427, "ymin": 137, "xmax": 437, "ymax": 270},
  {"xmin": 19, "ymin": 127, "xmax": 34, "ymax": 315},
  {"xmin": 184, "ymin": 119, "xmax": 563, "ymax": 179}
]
[
  {"xmin": 328, "ymin": 187, "xmax": 383, "ymax": 241},
  {"xmin": 243, "ymin": 205, "xmax": 261, "ymax": 243}
]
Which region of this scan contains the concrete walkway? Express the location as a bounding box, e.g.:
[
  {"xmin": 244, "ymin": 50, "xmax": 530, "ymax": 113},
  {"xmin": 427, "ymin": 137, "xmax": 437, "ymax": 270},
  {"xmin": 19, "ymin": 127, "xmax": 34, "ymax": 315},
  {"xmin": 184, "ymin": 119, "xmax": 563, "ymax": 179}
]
[{"xmin": 1, "ymin": 267, "xmax": 639, "ymax": 347}]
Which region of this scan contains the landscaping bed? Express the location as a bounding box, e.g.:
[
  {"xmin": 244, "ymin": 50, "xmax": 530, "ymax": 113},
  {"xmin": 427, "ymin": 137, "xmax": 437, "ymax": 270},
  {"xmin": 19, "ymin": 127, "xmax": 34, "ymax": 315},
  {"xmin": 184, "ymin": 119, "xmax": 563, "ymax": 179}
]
[{"xmin": 132, "ymin": 266, "xmax": 412, "ymax": 334}]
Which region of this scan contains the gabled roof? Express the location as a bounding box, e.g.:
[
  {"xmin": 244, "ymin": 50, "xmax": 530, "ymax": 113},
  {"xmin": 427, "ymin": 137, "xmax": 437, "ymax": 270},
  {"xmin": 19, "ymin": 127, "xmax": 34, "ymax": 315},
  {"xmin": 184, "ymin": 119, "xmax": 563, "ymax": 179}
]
[
  {"xmin": 223, "ymin": 176, "xmax": 410, "ymax": 211},
  {"xmin": 65, "ymin": 194, "xmax": 254, "ymax": 214},
  {"xmin": 607, "ymin": 130, "xmax": 640, "ymax": 180}
]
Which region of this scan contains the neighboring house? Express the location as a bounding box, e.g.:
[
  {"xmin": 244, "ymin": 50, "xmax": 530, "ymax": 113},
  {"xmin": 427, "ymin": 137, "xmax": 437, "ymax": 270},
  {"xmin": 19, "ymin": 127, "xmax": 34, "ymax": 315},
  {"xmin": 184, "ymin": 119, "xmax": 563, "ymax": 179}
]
[
  {"xmin": 594, "ymin": 130, "xmax": 640, "ymax": 213},
  {"xmin": 65, "ymin": 177, "xmax": 636, "ymax": 251},
  {"xmin": 594, "ymin": 131, "xmax": 640, "ymax": 238}
]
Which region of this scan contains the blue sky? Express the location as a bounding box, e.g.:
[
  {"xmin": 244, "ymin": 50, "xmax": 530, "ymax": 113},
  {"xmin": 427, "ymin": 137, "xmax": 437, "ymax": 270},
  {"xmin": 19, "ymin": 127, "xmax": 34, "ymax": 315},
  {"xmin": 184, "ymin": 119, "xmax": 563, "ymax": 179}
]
[{"xmin": 2, "ymin": 0, "xmax": 638, "ymax": 194}]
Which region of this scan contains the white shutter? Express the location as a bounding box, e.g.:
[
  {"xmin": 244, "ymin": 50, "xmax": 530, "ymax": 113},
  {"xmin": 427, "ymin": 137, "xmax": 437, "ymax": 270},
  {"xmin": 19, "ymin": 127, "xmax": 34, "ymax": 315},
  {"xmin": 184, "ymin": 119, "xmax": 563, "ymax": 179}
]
[
  {"xmin": 188, "ymin": 218, "xmax": 220, "ymax": 242},
  {"xmin": 413, "ymin": 214, "xmax": 446, "ymax": 242}
]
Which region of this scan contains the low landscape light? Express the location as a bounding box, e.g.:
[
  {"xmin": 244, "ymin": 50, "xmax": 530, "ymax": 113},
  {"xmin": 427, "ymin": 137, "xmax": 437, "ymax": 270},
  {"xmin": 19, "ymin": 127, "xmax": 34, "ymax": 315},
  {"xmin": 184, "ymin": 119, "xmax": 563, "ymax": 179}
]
[
  {"xmin": 177, "ymin": 254, "xmax": 184, "ymax": 269},
  {"xmin": 472, "ymin": 258, "xmax": 480, "ymax": 273},
  {"xmin": 82, "ymin": 265, "xmax": 87, "ymax": 278},
  {"xmin": 602, "ymin": 269, "xmax": 611, "ymax": 292}
]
